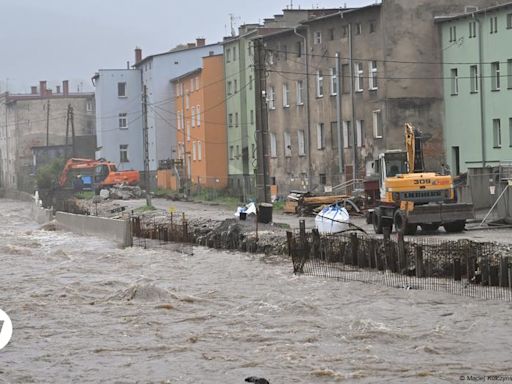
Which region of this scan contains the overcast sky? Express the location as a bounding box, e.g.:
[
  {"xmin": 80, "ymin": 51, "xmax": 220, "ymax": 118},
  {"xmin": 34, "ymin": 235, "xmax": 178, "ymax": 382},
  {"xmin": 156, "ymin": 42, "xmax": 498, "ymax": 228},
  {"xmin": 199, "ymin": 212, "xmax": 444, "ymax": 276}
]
[{"xmin": 0, "ymin": 0, "xmax": 374, "ymax": 93}]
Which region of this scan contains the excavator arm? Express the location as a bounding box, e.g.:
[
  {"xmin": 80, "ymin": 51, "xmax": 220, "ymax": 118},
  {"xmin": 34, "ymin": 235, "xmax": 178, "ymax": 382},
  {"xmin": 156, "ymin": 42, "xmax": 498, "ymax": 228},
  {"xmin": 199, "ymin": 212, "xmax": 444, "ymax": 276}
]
[{"xmin": 404, "ymin": 123, "xmax": 427, "ymax": 173}]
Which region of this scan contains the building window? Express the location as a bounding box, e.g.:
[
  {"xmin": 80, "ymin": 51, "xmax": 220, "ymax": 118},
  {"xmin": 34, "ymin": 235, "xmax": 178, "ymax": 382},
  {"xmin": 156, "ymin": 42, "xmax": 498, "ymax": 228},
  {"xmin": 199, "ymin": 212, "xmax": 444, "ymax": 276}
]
[
  {"xmin": 342, "ymin": 25, "xmax": 348, "ymax": 38},
  {"xmin": 507, "ymin": 13, "xmax": 512, "ymax": 29},
  {"xmin": 186, "ymin": 121, "xmax": 190, "ymax": 141},
  {"xmin": 296, "ymin": 41, "xmax": 302, "ymax": 57},
  {"xmin": 226, "ymin": 48, "xmax": 231, "ymax": 62},
  {"xmin": 229, "ymin": 145, "xmax": 234, "ymax": 160},
  {"xmin": 120, "ymin": 145, "xmax": 129, "ymax": 163},
  {"xmin": 284, "ymin": 132, "xmax": 292, "ymax": 157},
  {"xmin": 492, "ymin": 62, "xmax": 501, "ymax": 90},
  {"xmin": 268, "ymin": 87, "xmax": 275, "ymax": 109},
  {"xmin": 319, "ymin": 173, "xmax": 327, "ymax": 185},
  {"xmin": 86, "ymin": 101, "xmax": 93, "ymax": 112},
  {"xmin": 236, "ymin": 145, "xmax": 240, "ymax": 159},
  {"xmin": 369, "ymin": 21, "xmax": 376, "ymax": 33},
  {"xmin": 248, "ymin": 42, "xmax": 253, "ymax": 56},
  {"xmin": 234, "ymin": 79, "xmax": 238, "ymax": 93},
  {"xmin": 118, "ymin": 113, "xmax": 127, "ymax": 129},
  {"xmin": 251, "ymin": 143, "xmax": 256, "ymax": 159},
  {"xmin": 249, "ymin": 75, "xmax": 253, "ymax": 90},
  {"xmin": 450, "ymin": 68, "xmax": 459, "ymax": 95},
  {"xmin": 356, "ymin": 120, "xmax": 364, "ymax": 147},
  {"xmin": 316, "ymin": 70, "xmax": 324, "ymax": 97},
  {"xmin": 235, "ymin": 112, "xmax": 239, "ymax": 128},
  {"xmin": 373, "ymin": 110, "xmax": 383, "ymax": 138},
  {"xmin": 270, "ymin": 133, "xmax": 277, "ymax": 157},
  {"xmin": 329, "ymin": 28, "xmax": 335, "ymax": 40},
  {"xmin": 490, "ymin": 16, "xmax": 498, "ymax": 34},
  {"xmin": 227, "ymin": 81, "xmax": 232, "ymax": 95},
  {"xmin": 493, "ymin": 118, "xmax": 501, "ymax": 148},
  {"xmin": 191, "ymin": 106, "xmax": 196, "ymax": 127},
  {"xmin": 197, "ymin": 105, "xmax": 201, "ymax": 126},
  {"xmin": 355, "ymin": 23, "xmax": 362, "ymax": 35},
  {"xmin": 283, "ymin": 45, "xmax": 288, "ymax": 61},
  {"xmin": 296, "ymin": 80, "xmax": 304, "ymax": 105},
  {"xmin": 192, "ymin": 142, "xmax": 197, "ymax": 161},
  {"xmin": 228, "ymin": 113, "xmax": 233, "ymax": 128},
  {"xmin": 342, "ymin": 64, "xmax": 350, "ymax": 93},
  {"xmin": 268, "ymin": 51, "xmax": 274, "ymax": 65},
  {"xmin": 314, "ymin": 31, "xmax": 322, "ymax": 45},
  {"xmin": 298, "ymin": 130, "xmax": 305, "ymax": 156},
  {"xmin": 250, "ymin": 109, "xmax": 254, "ymax": 125},
  {"xmin": 449, "ymin": 26, "xmax": 457, "ymax": 42},
  {"xmin": 317, "ymin": 123, "xmax": 325, "ymax": 150},
  {"xmin": 369, "ymin": 60, "xmax": 378, "ymax": 90},
  {"xmin": 233, "ymin": 46, "xmax": 237, "ymax": 61},
  {"xmin": 330, "ymin": 67, "xmax": 338, "ymax": 96},
  {"xmin": 185, "ymin": 93, "xmax": 189, "ymax": 109},
  {"xmin": 469, "ymin": 21, "xmax": 477, "ymax": 38},
  {"xmin": 283, "ymin": 83, "xmax": 290, "ymax": 107},
  {"xmin": 355, "ymin": 63, "xmax": 364, "ymax": 92},
  {"xmin": 117, "ymin": 82, "xmax": 126, "ymax": 97},
  {"xmin": 343, "ymin": 121, "xmax": 351, "ymax": 148},
  {"xmin": 509, "ymin": 118, "xmax": 512, "ymax": 147},
  {"xmin": 470, "ymin": 65, "xmax": 479, "ymax": 93},
  {"xmin": 198, "ymin": 141, "xmax": 202, "ymax": 161},
  {"xmin": 508, "ymin": 59, "xmax": 512, "ymax": 89},
  {"xmin": 331, "ymin": 122, "xmax": 338, "ymax": 149}
]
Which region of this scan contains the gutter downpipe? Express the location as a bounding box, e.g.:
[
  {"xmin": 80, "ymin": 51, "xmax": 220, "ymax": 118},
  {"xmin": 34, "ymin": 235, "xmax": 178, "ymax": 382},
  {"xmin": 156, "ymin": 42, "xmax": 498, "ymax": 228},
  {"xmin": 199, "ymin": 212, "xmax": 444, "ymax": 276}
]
[
  {"xmin": 294, "ymin": 27, "xmax": 312, "ymax": 190},
  {"xmin": 476, "ymin": 15, "xmax": 486, "ymax": 168},
  {"xmin": 349, "ymin": 23, "xmax": 357, "ymax": 182}
]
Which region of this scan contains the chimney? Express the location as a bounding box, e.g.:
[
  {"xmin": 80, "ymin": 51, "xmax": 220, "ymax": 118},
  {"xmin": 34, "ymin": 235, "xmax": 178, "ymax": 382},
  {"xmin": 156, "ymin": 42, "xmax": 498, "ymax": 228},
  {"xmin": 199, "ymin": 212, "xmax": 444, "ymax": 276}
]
[
  {"xmin": 31, "ymin": 86, "xmax": 37, "ymax": 95},
  {"xmin": 135, "ymin": 47, "xmax": 142, "ymax": 64},
  {"xmin": 127, "ymin": 61, "xmax": 130, "ymax": 69},
  {"xmin": 187, "ymin": 43, "xmax": 196, "ymax": 48},
  {"xmin": 39, "ymin": 81, "xmax": 47, "ymax": 97},
  {"xmin": 63, "ymin": 80, "xmax": 69, "ymax": 96},
  {"xmin": 196, "ymin": 38, "xmax": 206, "ymax": 47},
  {"xmin": 56, "ymin": 85, "xmax": 61, "ymax": 94}
]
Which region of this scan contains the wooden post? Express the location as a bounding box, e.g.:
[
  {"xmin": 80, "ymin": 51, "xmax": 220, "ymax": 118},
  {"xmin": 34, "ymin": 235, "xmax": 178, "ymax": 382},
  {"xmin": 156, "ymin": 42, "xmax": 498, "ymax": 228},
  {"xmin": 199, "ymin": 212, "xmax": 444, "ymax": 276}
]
[
  {"xmin": 467, "ymin": 251, "xmax": 475, "ymax": 283},
  {"xmin": 368, "ymin": 240, "xmax": 375, "ymax": 269},
  {"xmin": 286, "ymin": 231, "xmax": 293, "ymax": 257},
  {"xmin": 415, "ymin": 245, "xmax": 423, "ymax": 278},
  {"xmin": 351, "ymin": 233, "xmax": 359, "ymax": 266},
  {"xmin": 397, "ymin": 232, "xmax": 406, "ymax": 274},
  {"xmin": 481, "ymin": 258, "xmax": 490, "ymax": 286},
  {"xmin": 312, "ymin": 229, "xmax": 320, "ymax": 258},
  {"xmin": 453, "ymin": 258, "xmax": 462, "ymax": 281}
]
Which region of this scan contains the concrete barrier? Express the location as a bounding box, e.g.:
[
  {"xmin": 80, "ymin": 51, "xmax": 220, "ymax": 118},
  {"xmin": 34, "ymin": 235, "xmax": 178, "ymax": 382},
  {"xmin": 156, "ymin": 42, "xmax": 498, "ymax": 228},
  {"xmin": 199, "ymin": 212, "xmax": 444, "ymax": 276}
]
[
  {"xmin": 55, "ymin": 211, "xmax": 132, "ymax": 247},
  {"xmin": 0, "ymin": 188, "xmax": 34, "ymax": 202}
]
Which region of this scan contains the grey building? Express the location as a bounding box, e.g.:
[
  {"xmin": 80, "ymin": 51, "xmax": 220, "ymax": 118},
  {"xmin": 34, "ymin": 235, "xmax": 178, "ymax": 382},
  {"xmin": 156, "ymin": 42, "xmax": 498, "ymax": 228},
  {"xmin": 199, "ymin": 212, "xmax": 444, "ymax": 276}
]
[
  {"xmin": 0, "ymin": 80, "xmax": 95, "ymax": 191},
  {"xmin": 262, "ymin": 0, "xmax": 495, "ymax": 197}
]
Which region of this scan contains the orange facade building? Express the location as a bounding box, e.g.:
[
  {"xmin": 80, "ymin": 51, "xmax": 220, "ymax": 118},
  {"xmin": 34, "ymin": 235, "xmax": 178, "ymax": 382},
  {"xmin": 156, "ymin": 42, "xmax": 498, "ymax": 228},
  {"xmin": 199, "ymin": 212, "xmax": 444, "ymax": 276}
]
[{"xmin": 172, "ymin": 54, "xmax": 227, "ymax": 189}]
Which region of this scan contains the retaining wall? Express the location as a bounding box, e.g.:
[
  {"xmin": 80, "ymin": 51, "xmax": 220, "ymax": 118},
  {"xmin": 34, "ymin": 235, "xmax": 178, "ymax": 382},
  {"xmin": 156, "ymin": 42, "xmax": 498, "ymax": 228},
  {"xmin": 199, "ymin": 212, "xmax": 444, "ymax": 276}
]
[{"xmin": 55, "ymin": 212, "xmax": 132, "ymax": 247}]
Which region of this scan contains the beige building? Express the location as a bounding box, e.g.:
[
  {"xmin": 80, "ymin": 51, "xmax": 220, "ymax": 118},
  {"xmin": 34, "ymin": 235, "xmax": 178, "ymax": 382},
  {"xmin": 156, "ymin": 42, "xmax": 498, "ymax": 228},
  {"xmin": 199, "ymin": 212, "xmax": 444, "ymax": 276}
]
[
  {"xmin": 262, "ymin": 0, "xmax": 496, "ymax": 196},
  {"xmin": 0, "ymin": 81, "xmax": 95, "ymax": 191}
]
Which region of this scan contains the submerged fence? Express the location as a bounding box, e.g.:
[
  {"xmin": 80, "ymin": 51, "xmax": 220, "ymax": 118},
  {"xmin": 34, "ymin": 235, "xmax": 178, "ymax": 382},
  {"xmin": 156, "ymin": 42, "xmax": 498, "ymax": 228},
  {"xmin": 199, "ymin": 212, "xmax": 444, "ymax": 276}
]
[{"xmin": 288, "ymin": 223, "xmax": 512, "ymax": 301}]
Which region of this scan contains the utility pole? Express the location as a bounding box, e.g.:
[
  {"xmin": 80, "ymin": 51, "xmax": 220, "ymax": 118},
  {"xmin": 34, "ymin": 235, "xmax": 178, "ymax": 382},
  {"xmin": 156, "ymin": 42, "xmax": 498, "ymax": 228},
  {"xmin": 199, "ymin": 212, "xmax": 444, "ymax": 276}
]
[
  {"xmin": 70, "ymin": 105, "xmax": 75, "ymax": 157},
  {"xmin": 142, "ymin": 85, "xmax": 152, "ymax": 206},
  {"xmin": 65, "ymin": 104, "xmax": 70, "ymax": 159},
  {"xmin": 335, "ymin": 52, "xmax": 344, "ymax": 175},
  {"xmin": 254, "ymin": 38, "xmax": 270, "ymax": 203},
  {"xmin": 46, "ymin": 99, "xmax": 50, "ymax": 146}
]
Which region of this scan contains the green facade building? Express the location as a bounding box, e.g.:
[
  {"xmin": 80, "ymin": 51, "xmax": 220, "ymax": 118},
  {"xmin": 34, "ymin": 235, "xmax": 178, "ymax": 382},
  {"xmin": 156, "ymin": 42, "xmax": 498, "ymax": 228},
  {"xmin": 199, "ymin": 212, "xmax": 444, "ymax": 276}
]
[
  {"xmin": 223, "ymin": 26, "xmax": 258, "ymax": 198},
  {"xmin": 439, "ymin": 3, "xmax": 512, "ymax": 174}
]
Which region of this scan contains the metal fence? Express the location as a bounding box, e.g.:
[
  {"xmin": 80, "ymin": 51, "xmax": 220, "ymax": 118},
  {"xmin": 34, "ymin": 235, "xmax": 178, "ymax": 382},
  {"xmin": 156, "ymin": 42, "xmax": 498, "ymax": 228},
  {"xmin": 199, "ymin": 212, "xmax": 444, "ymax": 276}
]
[
  {"xmin": 130, "ymin": 213, "xmax": 192, "ymax": 248},
  {"xmin": 288, "ymin": 227, "xmax": 512, "ymax": 301}
]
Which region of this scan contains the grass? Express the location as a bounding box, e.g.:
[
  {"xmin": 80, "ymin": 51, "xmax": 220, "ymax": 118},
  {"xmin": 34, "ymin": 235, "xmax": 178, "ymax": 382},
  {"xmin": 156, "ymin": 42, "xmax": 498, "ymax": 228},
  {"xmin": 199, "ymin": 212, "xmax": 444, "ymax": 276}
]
[
  {"xmin": 134, "ymin": 204, "xmax": 157, "ymax": 213},
  {"xmin": 75, "ymin": 191, "xmax": 95, "ymax": 200}
]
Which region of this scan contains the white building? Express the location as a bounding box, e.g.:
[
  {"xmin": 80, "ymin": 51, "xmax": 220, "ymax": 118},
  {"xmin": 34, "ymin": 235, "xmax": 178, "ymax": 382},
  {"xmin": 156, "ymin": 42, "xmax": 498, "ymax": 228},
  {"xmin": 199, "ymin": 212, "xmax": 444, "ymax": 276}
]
[{"xmin": 93, "ymin": 40, "xmax": 222, "ymax": 185}]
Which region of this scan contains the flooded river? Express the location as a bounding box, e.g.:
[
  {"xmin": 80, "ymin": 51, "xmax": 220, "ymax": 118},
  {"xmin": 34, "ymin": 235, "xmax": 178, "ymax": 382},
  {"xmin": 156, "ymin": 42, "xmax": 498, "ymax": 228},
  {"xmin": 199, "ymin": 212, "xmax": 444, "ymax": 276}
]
[{"xmin": 0, "ymin": 200, "xmax": 511, "ymax": 383}]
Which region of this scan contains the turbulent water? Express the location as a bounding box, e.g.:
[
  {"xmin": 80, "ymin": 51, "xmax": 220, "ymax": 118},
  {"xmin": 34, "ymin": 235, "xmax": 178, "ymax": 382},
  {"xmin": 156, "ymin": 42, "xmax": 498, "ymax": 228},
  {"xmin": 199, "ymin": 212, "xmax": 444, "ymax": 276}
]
[{"xmin": 0, "ymin": 200, "xmax": 511, "ymax": 383}]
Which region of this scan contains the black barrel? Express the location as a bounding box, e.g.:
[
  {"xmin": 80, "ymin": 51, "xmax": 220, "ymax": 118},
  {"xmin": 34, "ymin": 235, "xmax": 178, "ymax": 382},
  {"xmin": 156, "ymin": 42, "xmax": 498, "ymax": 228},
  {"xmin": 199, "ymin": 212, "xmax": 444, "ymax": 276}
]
[{"xmin": 258, "ymin": 203, "xmax": 273, "ymax": 224}]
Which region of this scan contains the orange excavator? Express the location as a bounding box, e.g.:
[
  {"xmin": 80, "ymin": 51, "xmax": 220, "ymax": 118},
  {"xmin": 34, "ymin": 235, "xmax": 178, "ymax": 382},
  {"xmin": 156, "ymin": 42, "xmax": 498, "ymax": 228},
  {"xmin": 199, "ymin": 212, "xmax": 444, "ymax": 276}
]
[{"xmin": 58, "ymin": 158, "xmax": 140, "ymax": 193}]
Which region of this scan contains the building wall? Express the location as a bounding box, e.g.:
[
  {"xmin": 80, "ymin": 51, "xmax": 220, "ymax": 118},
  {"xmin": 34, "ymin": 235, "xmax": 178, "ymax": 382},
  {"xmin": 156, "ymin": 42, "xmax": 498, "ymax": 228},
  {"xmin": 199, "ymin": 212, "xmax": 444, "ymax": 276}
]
[
  {"xmin": 0, "ymin": 90, "xmax": 96, "ymax": 191},
  {"xmin": 94, "ymin": 69, "xmax": 143, "ymax": 171},
  {"xmin": 203, "ymin": 55, "xmax": 228, "ymax": 189},
  {"xmin": 138, "ymin": 43, "xmax": 223, "ymax": 171},
  {"xmin": 441, "ymin": 4, "xmax": 512, "ymax": 173}
]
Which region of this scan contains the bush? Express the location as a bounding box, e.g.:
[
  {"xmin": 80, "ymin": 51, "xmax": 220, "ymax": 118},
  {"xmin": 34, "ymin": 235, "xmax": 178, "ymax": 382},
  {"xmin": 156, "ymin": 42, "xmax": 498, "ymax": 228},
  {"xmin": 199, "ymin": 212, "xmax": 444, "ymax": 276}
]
[{"xmin": 36, "ymin": 157, "xmax": 66, "ymax": 190}]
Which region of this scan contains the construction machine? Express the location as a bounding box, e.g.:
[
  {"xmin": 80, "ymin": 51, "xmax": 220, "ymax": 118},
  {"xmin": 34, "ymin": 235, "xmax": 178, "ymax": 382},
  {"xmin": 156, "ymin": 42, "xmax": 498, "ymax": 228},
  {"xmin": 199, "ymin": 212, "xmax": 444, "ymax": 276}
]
[{"xmin": 371, "ymin": 123, "xmax": 474, "ymax": 235}]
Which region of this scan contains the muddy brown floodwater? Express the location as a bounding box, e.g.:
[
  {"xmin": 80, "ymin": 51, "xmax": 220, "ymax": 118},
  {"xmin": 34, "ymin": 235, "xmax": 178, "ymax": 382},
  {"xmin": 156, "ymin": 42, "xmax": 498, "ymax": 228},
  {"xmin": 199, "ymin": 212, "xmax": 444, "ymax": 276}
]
[{"xmin": 0, "ymin": 199, "xmax": 511, "ymax": 383}]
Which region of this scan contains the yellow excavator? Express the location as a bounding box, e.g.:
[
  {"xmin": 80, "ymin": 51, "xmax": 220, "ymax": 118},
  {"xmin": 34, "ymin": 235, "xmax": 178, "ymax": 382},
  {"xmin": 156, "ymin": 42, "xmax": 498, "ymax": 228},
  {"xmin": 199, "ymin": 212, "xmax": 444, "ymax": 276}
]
[{"xmin": 371, "ymin": 123, "xmax": 474, "ymax": 235}]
